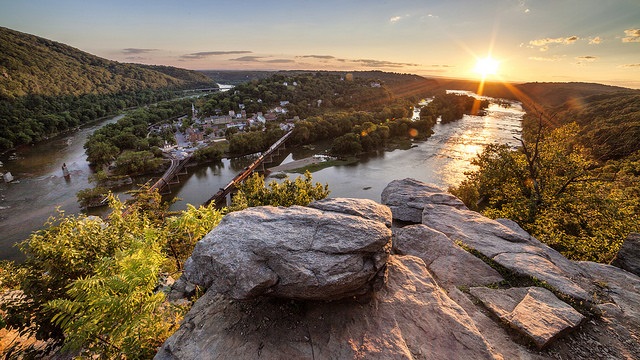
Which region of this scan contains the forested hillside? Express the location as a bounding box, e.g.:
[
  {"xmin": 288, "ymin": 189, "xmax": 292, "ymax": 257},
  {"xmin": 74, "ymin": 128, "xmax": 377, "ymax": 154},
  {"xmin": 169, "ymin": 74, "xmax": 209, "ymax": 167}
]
[
  {"xmin": 0, "ymin": 27, "xmax": 213, "ymax": 98},
  {"xmin": 0, "ymin": 26, "xmax": 215, "ymax": 151}
]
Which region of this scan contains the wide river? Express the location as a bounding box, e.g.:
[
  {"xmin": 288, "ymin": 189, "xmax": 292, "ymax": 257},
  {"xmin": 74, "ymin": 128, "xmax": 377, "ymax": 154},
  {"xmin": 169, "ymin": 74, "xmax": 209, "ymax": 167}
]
[{"xmin": 0, "ymin": 94, "xmax": 523, "ymax": 261}]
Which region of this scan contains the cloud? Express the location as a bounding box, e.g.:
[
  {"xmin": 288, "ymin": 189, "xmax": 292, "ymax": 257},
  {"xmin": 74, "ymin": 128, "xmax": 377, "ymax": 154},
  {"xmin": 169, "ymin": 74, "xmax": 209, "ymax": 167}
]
[
  {"xmin": 618, "ymin": 63, "xmax": 640, "ymax": 68},
  {"xmin": 622, "ymin": 28, "xmax": 640, "ymax": 43},
  {"xmin": 575, "ymin": 56, "xmax": 597, "ymax": 65},
  {"xmin": 230, "ymin": 56, "xmax": 265, "ymax": 62},
  {"xmin": 227, "ymin": 56, "xmax": 295, "ymax": 64},
  {"xmin": 122, "ymin": 48, "xmax": 158, "ymax": 54},
  {"xmin": 264, "ymin": 59, "xmax": 296, "ymax": 64},
  {"xmin": 350, "ymin": 59, "xmax": 419, "ymax": 68},
  {"xmin": 576, "ymin": 56, "xmax": 597, "ymax": 61},
  {"xmin": 529, "ymin": 36, "xmax": 579, "ymax": 51},
  {"xmin": 390, "ymin": 14, "xmax": 412, "ymax": 23},
  {"xmin": 298, "ymin": 55, "xmax": 336, "ymax": 60},
  {"xmin": 182, "ymin": 51, "xmax": 253, "ymax": 59},
  {"xmin": 431, "ymin": 64, "xmax": 454, "ymax": 68},
  {"xmin": 300, "ymin": 55, "xmax": 418, "ymax": 68},
  {"xmin": 529, "ymin": 56, "xmax": 562, "ymax": 61},
  {"xmin": 589, "ymin": 36, "xmax": 602, "ymax": 44}
]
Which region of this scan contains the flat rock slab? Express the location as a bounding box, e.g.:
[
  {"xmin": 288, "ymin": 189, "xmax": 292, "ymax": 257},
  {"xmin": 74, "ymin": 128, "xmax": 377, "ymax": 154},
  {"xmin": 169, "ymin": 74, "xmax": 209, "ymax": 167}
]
[
  {"xmin": 422, "ymin": 203, "xmax": 593, "ymax": 302},
  {"xmin": 470, "ymin": 287, "xmax": 584, "ymax": 349},
  {"xmin": 156, "ymin": 256, "xmax": 498, "ymax": 360},
  {"xmin": 183, "ymin": 200, "xmax": 392, "ymax": 301},
  {"xmin": 381, "ymin": 178, "xmax": 467, "ymax": 223},
  {"xmin": 394, "ymin": 224, "xmax": 504, "ymax": 287},
  {"xmin": 578, "ymin": 261, "xmax": 640, "ymax": 333}
]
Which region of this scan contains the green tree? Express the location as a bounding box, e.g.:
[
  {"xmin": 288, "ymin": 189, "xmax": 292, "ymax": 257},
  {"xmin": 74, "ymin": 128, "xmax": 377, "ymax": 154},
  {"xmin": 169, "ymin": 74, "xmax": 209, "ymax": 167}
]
[
  {"xmin": 85, "ymin": 141, "xmax": 119, "ymax": 165},
  {"xmin": 46, "ymin": 231, "xmax": 181, "ymax": 358},
  {"xmin": 230, "ymin": 171, "xmax": 329, "ymax": 211},
  {"xmin": 452, "ymin": 121, "xmax": 639, "ymax": 262},
  {"xmin": 1, "ymin": 192, "xmax": 224, "ymax": 358}
]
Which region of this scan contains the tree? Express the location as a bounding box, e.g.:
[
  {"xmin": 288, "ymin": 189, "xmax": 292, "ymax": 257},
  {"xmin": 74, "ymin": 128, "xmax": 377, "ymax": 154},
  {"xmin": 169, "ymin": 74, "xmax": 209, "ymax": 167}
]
[
  {"xmin": 85, "ymin": 140, "xmax": 119, "ymax": 165},
  {"xmin": 451, "ymin": 121, "xmax": 639, "ymax": 262},
  {"xmin": 230, "ymin": 171, "xmax": 329, "ymax": 211},
  {"xmin": 46, "ymin": 232, "xmax": 181, "ymax": 359},
  {"xmin": 331, "ymin": 133, "xmax": 362, "ymax": 156},
  {"xmin": 1, "ymin": 191, "xmax": 227, "ymax": 358}
]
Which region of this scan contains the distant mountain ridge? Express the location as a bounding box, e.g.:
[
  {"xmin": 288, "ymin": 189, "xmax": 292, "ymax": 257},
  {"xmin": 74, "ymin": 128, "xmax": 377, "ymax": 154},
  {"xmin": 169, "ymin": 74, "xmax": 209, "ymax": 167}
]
[{"xmin": 0, "ymin": 26, "xmax": 215, "ymax": 99}]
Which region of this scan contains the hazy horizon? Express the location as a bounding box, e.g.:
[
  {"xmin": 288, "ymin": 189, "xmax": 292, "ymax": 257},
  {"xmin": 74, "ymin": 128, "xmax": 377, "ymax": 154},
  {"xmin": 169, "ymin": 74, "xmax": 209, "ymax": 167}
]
[{"xmin": 1, "ymin": 0, "xmax": 639, "ymax": 88}]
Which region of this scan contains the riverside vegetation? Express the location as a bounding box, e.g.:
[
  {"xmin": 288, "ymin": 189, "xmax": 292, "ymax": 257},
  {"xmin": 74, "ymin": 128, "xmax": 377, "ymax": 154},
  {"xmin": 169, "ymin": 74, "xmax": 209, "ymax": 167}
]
[{"xmin": 451, "ymin": 94, "xmax": 640, "ymax": 263}]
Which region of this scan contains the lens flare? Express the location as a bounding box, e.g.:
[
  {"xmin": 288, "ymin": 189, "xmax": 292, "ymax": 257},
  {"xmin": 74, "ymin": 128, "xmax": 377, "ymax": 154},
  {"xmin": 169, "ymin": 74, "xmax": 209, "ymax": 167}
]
[{"xmin": 474, "ymin": 57, "xmax": 499, "ymax": 77}]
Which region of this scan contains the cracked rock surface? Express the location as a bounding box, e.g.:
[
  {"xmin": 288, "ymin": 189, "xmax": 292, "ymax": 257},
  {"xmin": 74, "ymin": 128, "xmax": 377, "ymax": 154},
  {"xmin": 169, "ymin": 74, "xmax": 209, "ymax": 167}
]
[{"xmin": 183, "ymin": 199, "xmax": 392, "ymax": 301}]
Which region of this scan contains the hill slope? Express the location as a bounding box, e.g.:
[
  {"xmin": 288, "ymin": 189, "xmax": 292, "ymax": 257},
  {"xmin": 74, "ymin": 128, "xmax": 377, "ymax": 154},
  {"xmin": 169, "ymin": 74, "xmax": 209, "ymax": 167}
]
[
  {"xmin": 0, "ymin": 27, "xmax": 217, "ymax": 150},
  {"xmin": 0, "ymin": 26, "xmax": 214, "ymax": 99}
]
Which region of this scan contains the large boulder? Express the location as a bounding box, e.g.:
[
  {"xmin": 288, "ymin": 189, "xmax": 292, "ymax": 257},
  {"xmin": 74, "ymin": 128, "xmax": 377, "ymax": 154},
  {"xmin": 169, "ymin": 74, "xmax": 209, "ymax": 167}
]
[
  {"xmin": 612, "ymin": 232, "xmax": 640, "ymax": 277},
  {"xmin": 381, "ymin": 178, "xmax": 467, "ymax": 223},
  {"xmin": 156, "ymin": 256, "xmax": 498, "ymax": 360},
  {"xmin": 183, "ymin": 200, "xmax": 392, "ymax": 301}
]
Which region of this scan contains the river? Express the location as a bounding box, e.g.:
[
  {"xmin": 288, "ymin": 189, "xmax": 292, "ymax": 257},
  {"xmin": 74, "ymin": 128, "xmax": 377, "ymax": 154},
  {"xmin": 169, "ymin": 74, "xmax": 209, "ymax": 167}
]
[{"xmin": 0, "ymin": 95, "xmax": 524, "ymax": 261}]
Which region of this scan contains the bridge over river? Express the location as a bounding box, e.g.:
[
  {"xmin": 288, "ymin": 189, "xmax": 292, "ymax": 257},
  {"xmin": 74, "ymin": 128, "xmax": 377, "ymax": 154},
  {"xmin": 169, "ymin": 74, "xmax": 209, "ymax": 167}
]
[{"xmin": 205, "ymin": 128, "xmax": 294, "ymax": 207}]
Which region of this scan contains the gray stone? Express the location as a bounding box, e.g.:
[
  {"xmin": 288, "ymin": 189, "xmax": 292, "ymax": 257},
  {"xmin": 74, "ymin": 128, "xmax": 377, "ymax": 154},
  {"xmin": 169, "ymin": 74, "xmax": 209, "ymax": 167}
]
[
  {"xmin": 447, "ymin": 288, "xmax": 550, "ymax": 360},
  {"xmin": 492, "ymin": 252, "xmax": 590, "ymax": 301},
  {"xmin": 394, "ymin": 224, "xmax": 503, "ymax": 287},
  {"xmin": 308, "ymin": 197, "xmax": 392, "ymax": 228},
  {"xmin": 470, "ymin": 287, "xmax": 584, "ymax": 349},
  {"xmin": 612, "ymin": 232, "xmax": 640, "ymax": 277},
  {"xmin": 578, "ymin": 261, "xmax": 640, "ymax": 333},
  {"xmin": 156, "ymin": 255, "xmax": 498, "ymax": 360},
  {"xmin": 381, "ymin": 178, "xmax": 467, "ymax": 223},
  {"xmin": 423, "ymin": 203, "xmax": 593, "ymax": 301},
  {"xmin": 183, "ymin": 201, "xmax": 392, "ymax": 301}
]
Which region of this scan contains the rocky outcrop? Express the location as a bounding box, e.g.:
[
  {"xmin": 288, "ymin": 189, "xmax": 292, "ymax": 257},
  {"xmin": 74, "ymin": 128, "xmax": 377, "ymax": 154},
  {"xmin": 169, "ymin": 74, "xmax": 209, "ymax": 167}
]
[
  {"xmin": 157, "ymin": 256, "xmax": 497, "ymax": 360},
  {"xmin": 420, "ymin": 201, "xmax": 594, "ymax": 302},
  {"xmin": 183, "ymin": 200, "xmax": 392, "ymax": 301},
  {"xmin": 612, "ymin": 232, "xmax": 640, "ymax": 277},
  {"xmin": 157, "ymin": 179, "xmax": 640, "ymax": 359}
]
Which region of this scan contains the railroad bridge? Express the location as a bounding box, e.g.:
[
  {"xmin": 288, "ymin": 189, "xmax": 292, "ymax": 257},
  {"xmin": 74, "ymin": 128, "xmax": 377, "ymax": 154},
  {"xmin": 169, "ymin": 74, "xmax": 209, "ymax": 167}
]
[
  {"xmin": 149, "ymin": 155, "xmax": 192, "ymax": 195},
  {"xmin": 123, "ymin": 128, "xmax": 294, "ymax": 216},
  {"xmin": 205, "ymin": 128, "xmax": 294, "ymax": 207}
]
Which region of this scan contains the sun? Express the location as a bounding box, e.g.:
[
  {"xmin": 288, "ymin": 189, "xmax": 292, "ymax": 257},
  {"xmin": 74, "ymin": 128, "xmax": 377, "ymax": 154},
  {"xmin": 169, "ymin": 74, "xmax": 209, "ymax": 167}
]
[{"xmin": 474, "ymin": 57, "xmax": 500, "ymax": 78}]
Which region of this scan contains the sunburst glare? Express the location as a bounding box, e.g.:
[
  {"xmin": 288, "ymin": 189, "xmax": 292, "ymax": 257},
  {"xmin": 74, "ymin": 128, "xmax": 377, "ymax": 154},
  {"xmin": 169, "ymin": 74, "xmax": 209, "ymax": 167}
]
[{"xmin": 474, "ymin": 57, "xmax": 500, "ymax": 78}]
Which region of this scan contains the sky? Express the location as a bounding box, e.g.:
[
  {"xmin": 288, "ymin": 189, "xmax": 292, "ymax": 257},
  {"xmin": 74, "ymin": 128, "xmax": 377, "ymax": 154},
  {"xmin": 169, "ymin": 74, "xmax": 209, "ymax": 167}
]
[{"xmin": 1, "ymin": 0, "xmax": 639, "ymax": 88}]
